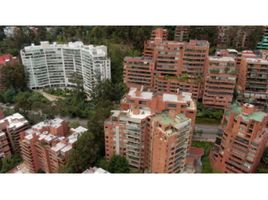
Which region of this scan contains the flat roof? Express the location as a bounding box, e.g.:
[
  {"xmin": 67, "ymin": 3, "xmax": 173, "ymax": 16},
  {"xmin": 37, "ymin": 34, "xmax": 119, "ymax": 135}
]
[
  {"xmin": 128, "ymin": 87, "xmax": 153, "ymax": 100},
  {"xmin": 0, "ymin": 113, "xmax": 28, "ymax": 130}
]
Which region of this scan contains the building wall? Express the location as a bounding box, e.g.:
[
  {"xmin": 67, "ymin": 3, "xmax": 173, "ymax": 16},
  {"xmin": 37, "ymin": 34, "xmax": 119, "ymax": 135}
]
[
  {"xmin": 237, "ymin": 58, "xmax": 268, "ymax": 110},
  {"xmin": 124, "ymin": 28, "xmax": 209, "ymax": 101},
  {"xmin": 210, "ymin": 103, "xmax": 268, "ymax": 173},
  {"xmin": 0, "ymin": 131, "xmax": 11, "ymax": 158},
  {"xmin": 20, "ymin": 42, "xmax": 111, "ymax": 95},
  {"xmin": 203, "ymin": 57, "xmax": 237, "ymax": 109}
]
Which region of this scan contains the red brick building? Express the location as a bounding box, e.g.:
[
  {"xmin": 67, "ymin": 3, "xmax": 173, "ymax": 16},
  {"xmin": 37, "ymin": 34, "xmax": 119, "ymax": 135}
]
[
  {"xmin": 174, "ymin": 26, "xmax": 189, "ymax": 42},
  {"xmin": 19, "ymin": 118, "xmax": 88, "ymax": 173},
  {"xmin": 0, "ymin": 113, "xmax": 30, "ymax": 155},
  {"xmin": 237, "ymin": 58, "xmax": 268, "ymax": 110},
  {"xmin": 104, "ymin": 86, "xmax": 196, "ymax": 173},
  {"xmin": 203, "ymin": 56, "xmax": 237, "ymax": 109},
  {"xmin": 210, "ymin": 103, "xmax": 268, "ymax": 173},
  {"xmin": 124, "ymin": 28, "xmax": 209, "ymax": 101}
]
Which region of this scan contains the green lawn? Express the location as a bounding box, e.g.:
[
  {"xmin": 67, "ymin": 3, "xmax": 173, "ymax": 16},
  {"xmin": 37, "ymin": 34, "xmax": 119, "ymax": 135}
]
[{"xmin": 191, "ymin": 141, "xmax": 214, "ymax": 173}]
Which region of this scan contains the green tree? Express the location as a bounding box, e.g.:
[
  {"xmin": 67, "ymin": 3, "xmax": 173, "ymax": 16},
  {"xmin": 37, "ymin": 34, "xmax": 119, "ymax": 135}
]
[
  {"xmin": 0, "ymin": 154, "xmax": 22, "ymax": 173},
  {"xmin": 2, "ymin": 88, "xmax": 16, "ymax": 103},
  {"xmin": 96, "ymin": 158, "xmax": 109, "ymax": 170},
  {"xmin": 62, "ymin": 131, "xmax": 99, "ymax": 173},
  {"xmin": 108, "ymin": 155, "xmax": 130, "ymax": 173},
  {"xmin": 0, "ymin": 63, "xmax": 27, "ymax": 91},
  {"xmin": 261, "ymin": 148, "xmax": 268, "ymax": 165}
]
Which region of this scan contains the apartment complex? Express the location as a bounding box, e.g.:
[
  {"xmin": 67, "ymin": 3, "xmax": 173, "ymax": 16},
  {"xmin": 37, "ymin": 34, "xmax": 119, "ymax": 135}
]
[
  {"xmin": 104, "ymin": 86, "xmax": 196, "ymax": 173},
  {"xmin": 174, "ymin": 26, "xmax": 189, "ymax": 42},
  {"xmin": 0, "ymin": 113, "xmax": 30, "ymax": 155},
  {"xmin": 203, "ymin": 57, "xmax": 237, "ymax": 109},
  {"xmin": 210, "ymin": 103, "xmax": 268, "ymax": 173},
  {"xmin": 20, "ymin": 41, "xmax": 111, "ymax": 95},
  {"xmin": 19, "ymin": 118, "xmax": 88, "ymax": 173},
  {"xmin": 124, "ymin": 28, "xmax": 209, "ymax": 101},
  {"xmin": 237, "ymin": 58, "xmax": 268, "ymax": 110}
]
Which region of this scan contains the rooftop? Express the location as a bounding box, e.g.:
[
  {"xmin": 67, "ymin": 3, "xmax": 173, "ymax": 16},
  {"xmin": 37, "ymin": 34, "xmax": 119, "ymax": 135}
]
[
  {"xmin": 0, "ymin": 54, "xmax": 13, "ymax": 65},
  {"xmin": 128, "ymin": 87, "xmax": 153, "ymax": 100},
  {"xmin": 226, "ymin": 103, "xmax": 267, "ymax": 122},
  {"xmin": 22, "ymin": 118, "xmax": 88, "ymax": 155},
  {"xmin": 0, "ymin": 113, "xmax": 28, "ymax": 130},
  {"xmin": 22, "ymin": 41, "xmax": 108, "ymax": 57},
  {"xmin": 151, "ymin": 112, "xmax": 191, "ymax": 136}
]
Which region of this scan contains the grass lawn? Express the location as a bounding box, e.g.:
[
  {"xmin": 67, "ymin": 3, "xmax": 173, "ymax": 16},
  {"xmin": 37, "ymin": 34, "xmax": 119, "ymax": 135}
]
[{"xmin": 191, "ymin": 141, "xmax": 215, "ymax": 173}]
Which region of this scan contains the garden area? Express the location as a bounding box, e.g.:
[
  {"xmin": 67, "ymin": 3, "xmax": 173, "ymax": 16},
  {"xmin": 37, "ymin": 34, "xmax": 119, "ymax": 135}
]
[
  {"xmin": 196, "ymin": 102, "xmax": 224, "ymax": 125},
  {"xmin": 191, "ymin": 141, "xmax": 214, "ymax": 173}
]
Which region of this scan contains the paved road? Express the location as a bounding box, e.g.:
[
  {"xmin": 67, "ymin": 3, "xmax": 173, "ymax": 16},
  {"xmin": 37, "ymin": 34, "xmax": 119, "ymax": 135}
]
[{"xmin": 37, "ymin": 90, "xmax": 65, "ymax": 102}]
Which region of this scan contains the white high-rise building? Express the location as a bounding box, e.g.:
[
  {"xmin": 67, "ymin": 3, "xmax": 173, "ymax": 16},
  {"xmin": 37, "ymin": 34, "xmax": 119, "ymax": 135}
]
[{"xmin": 20, "ymin": 41, "xmax": 111, "ymax": 94}]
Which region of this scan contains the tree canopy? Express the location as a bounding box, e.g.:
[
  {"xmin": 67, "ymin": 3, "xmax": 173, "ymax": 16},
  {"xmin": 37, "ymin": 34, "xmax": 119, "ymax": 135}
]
[{"xmin": 61, "ymin": 131, "xmax": 99, "ymax": 173}]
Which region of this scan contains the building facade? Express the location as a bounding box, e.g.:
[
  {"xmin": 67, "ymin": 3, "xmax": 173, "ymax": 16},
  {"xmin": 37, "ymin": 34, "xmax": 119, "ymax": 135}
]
[
  {"xmin": 124, "ymin": 28, "xmax": 209, "ymax": 101},
  {"xmin": 20, "ymin": 41, "xmax": 111, "ymax": 94},
  {"xmin": 19, "ymin": 118, "xmax": 88, "ymax": 173},
  {"xmin": 210, "ymin": 103, "xmax": 268, "ymax": 173},
  {"xmin": 104, "ymin": 86, "xmax": 196, "ymax": 173},
  {"xmin": 237, "ymin": 58, "xmax": 268, "ymax": 110},
  {"xmin": 0, "ymin": 113, "xmax": 30, "ymax": 155},
  {"xmin": 203, "ymin": 57, "xmax": 237, "ymax": 109},
  {"xmin": 0, "ymin": 131, "xmax": 11, "ymax": 159},
  {"xmin": 174, "ymin": 26, "xmax": 189, "ymax": 42}
]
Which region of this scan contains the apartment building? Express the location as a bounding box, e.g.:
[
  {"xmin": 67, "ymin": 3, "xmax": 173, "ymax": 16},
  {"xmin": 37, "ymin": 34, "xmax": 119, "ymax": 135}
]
[
  {"xmin": 203, "ymin": 57, "xmax": 237, "ymax": 109},
  {"xmin": 20, "ymin": 41, "xmax": 111, "ymax": 95},
  {"xmin": 124, "ymin": 28, "xmax": 209, "ymax": 101},
  {"xmin": 0, "ymin": 113, "xmax": 30, "ymax": 154},
  {"xmin": 123, "ymin": 57, "xmax": 154, "ymax": 89},
  {"xmin": 148, "ymin": 111, "xmax": 192, "ymax": 173},
  {"xmin": 174, "ymin": 26, "xmax": 189, "ymax": 42},
  {"xmin": 236, "ymin": 50, "xmax": 257, "ymax": 72},
  {"xmin": 19, "ymin": 118, "xmax": 88, "ymax": 173},
  {"xmin": 210, "ymin": 103, "xmax": 268, "ymax": 173},
  {"xmin": 237, "ymin": 58, "xmax": 268, "ymax": 110},
  {"xmin": 0, "ymin": 131, "xmax": 11, "ymax": 159},
  {"xmin": 104, "ymin": 86, "xmax": 196, "ymax": 172}
]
